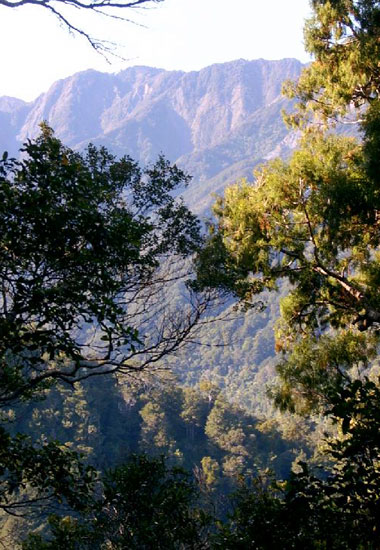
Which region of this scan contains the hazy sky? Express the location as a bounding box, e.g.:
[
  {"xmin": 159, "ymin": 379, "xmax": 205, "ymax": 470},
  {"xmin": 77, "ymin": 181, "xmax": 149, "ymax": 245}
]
[{"xmin": 0, "ymin": 0, "xmax": 312, "ymax": 102}]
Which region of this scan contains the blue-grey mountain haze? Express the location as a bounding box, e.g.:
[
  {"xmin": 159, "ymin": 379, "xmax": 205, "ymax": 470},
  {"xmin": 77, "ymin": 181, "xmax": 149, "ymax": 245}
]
[{"xmin": 0, "ymin": 58, "xmax": 302, "ymax": 214}]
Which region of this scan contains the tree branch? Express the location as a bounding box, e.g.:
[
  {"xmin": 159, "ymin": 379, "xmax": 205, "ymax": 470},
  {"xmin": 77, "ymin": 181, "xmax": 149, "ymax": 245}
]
[{"xmin": 0, "ymin": 0, "xmax": 164, "ymax": 58}]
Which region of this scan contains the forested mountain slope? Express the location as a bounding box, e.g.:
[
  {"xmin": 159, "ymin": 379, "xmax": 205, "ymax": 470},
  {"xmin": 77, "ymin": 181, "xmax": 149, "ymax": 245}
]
[
  {"xmin": 3, "ymin": 0, "xmax": 380, "ymax": 543},
  {"xmin": 0, "ymin": 58, "xmax": 307, "ymax": 458},
  {"xmin": 1, "ymin": 58, "xmax": 302, "ymax": 213}
]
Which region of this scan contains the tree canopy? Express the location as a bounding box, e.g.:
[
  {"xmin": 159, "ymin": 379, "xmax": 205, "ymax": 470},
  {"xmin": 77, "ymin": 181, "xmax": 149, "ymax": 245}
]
[
  {"xmin": 4, "ymin": 1, "xmax": 380, "ymax": 546},
  {"xmin": 196, "ymin": 0, "xmax": 380, "ymax": 413},
  {"xmin": 284, "ymin": 0, "xmax": 380, "ymax": 126},
  {"xmin": 192, "ymin": 3, "xmax": 380, "ymax": 545},
  {"xmin": 22, "ymin": 456, "xmax": 209, "ymax": 550},
  {"xmin": 0, "ymin": 124, "xmax": 211, "ymax": 519},
  {"xmin": 0, "ymin": 123, "xmax": 208, "ymax": 407}
]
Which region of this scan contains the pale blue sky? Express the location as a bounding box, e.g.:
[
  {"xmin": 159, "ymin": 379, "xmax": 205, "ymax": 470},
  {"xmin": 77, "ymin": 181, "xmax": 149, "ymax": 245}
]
[{"xmin": 0, "ymin": 0, "xmax": 312, "ymax": 101}]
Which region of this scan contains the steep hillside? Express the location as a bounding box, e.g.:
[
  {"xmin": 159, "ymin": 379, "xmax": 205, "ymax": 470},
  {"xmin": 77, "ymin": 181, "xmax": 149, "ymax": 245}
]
[
  {"xmin": 0, "ymin": 59, "xmax": 303, "ymax": 417},
  {"xmin": 0, "ymin": 58, "xmax": 302, "ymax": 213}
]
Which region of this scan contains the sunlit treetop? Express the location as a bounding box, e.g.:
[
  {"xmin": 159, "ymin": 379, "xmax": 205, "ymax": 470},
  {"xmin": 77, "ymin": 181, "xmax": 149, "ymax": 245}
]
[
  {"xmin": 195, "ymin": 0, "xmax": 380, "ymax": 414},
  {"xmin": 284, "ymin": 0, "xmax": 380, "ymax": 126}
]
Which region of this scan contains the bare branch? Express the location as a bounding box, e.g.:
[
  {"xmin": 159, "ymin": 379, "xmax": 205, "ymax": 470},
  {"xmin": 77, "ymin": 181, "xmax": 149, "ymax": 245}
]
[{"xmin": 0, "ymin": 0, "xmax": 164, "ymax": 58}]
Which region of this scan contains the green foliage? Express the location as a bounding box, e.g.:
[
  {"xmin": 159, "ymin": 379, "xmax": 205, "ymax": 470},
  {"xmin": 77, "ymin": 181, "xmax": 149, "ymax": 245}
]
[
  {"xmin": 7, "ymin": 3, "xmax": 380, "ymax": 547},
  {"xmin": 0, "ymin": 123, "xmax": 202, "ymax": 406},
  {"xmin": 21, "ymin": 516, "xmax": 90, "ymax": 550},
  {"xmin": 197, "ymin": 130, "xmax": 380, "ymax": 336},
  {"xmin": 273, "ymin": 330, "xmax": 378, "ymax": 413},
  {"xmin": 3, "ymin": 373, "xmax": 308, "ymax": 520},
  {"xmin": 19, "ymin": 379, "xmax": 380, "ymax": 549},
  {"xmin": 325, "ymin": 377, "xmax": 380, "ymax": 536},
  {"xmin": 0, "ymin": 427, "xmax": 95, "ymax": 515},
  {"xmin": 23, "ymin": 455, "xmax": 210, "ymax": 550},
  {"xmin": 196, "ymin": 0, "xmax": 380, "ymax": 414},
  {"xmin": 284, "ymin": 0, "xmax": 380, "ymax": 126},
  {"xmin": 213, "ymin": 473, "xmax": 319, "ymax": 550},
  {"xmin": 94, "ymin": 456, "xmax": 209, "ymax": 549},
  {"xmin": 215, "ymin": 376, "xmax": 380, "ymax": 550},
  {"xmin": 196, "ymin": 128, "xmax": 380, "ymax": 411},
  {"xmin": 0, "ymin": 124, "xmax": 207, "ymax": 525},
  {"xmin": 192, "ymin": 2, "xmax": 380, "ymax": 548}
]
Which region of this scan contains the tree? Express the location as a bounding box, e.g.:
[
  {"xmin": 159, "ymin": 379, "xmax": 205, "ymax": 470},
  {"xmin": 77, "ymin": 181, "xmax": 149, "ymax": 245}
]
[
  {"xmin": 194, "ymin": 4, "xmax": 380, "ymax": 543},
  {"xmin": 22, "ymin": 455, "xmax": 210, "ymax": 549},
  {"xmin": 214, "ymin": 378, "xmax": 380, "ymax": 550},
  {"xmin": 213, "ymin": 472, "xmax": 320, "ymax": 550},
  {"xmin": 0, "ymin": 429, "xmax": 96, "ymax": 517},
  {"xmin": 284, "ymin": 0, "xmax": 380, "ymax": 126},
  {"xmin": 0, "ymin": 123, "xmax": 209, "ymax": 407},
  {"xmin": 0, "ymin": 0, "xmax": 163, "ymax": 57},
  {"xmin": 0, "ymin": 123, "xmax": 210, "ymax": 517},
  {"xmin": 195, "ymin": 0, "xmax": 380, "ymax": 413}
]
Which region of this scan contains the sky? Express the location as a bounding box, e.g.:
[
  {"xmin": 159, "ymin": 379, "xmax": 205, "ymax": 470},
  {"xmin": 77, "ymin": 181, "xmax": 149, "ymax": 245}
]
[{"xmin": 0, "ymin": 0, "xmax": 312, "ymax": 102}]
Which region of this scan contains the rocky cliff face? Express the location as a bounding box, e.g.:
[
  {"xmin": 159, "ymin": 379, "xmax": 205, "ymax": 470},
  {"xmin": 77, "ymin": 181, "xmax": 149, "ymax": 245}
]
[{"xmin": 0, "ymin": 58, "xmax": 303, "ymax": 212}]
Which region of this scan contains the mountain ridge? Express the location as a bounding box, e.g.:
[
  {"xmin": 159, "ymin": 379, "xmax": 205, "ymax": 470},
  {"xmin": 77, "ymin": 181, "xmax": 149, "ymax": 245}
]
[{"xmin": 0, "ymin": 58, "xmax": 303, "ymax": 212}]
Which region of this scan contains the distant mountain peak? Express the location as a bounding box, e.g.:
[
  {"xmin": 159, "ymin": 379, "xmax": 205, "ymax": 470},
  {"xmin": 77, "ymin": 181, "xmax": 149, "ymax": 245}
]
[
  {"xmin": 0, "ymin": 59, "xmax": 303, "ymax": 213},
  {"xmin": 0, "ymin": 96, "xmax": 28, "ymax": 113}
]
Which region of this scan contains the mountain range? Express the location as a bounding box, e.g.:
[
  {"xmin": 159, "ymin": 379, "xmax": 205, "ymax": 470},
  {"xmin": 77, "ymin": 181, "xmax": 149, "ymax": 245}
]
[
  {"xmin": 0, "ymin": 58, "xmax": 302, "ymax": 213},
  {"xmin": 0, "ymin": 59, "xmax": 313, "ymax": 497}
]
